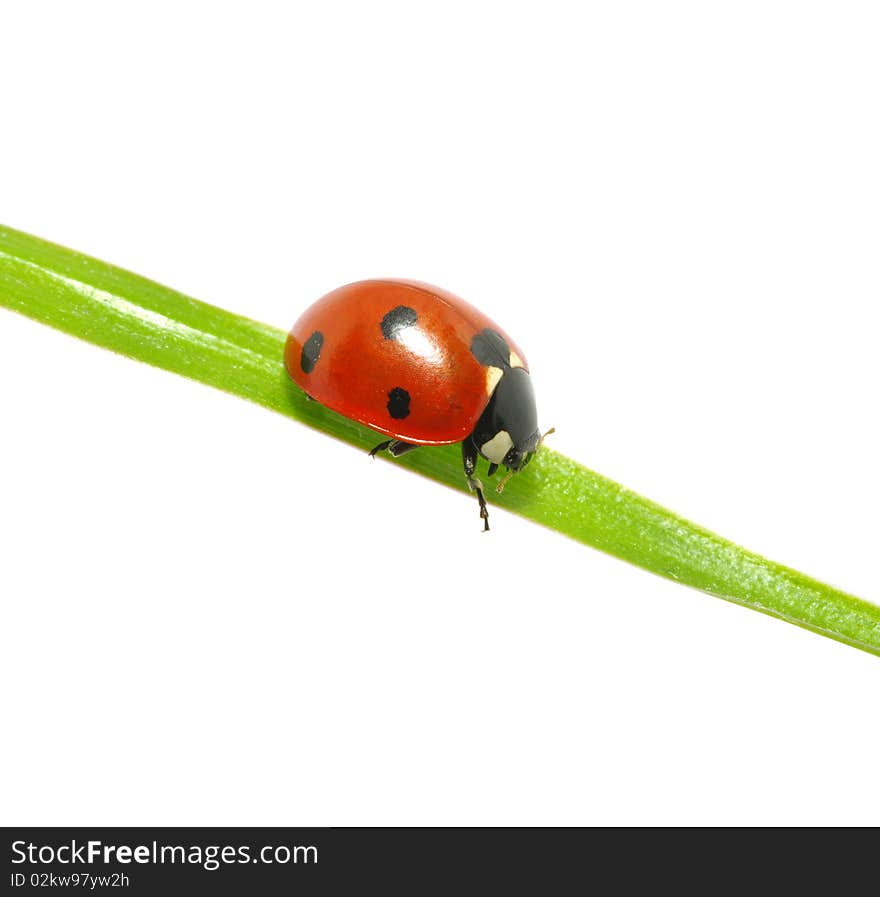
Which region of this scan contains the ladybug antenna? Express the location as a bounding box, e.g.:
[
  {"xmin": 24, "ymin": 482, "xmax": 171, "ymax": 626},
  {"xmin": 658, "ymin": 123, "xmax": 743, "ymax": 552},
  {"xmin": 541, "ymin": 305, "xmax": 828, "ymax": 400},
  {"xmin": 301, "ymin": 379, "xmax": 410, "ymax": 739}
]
[
  {"xmin": 495, "ymin": 469, "xmax": 516, "ymax": 494},
  {"xmin": 495, "ymin": 428, "xmax": 556, "ymax": 495}
]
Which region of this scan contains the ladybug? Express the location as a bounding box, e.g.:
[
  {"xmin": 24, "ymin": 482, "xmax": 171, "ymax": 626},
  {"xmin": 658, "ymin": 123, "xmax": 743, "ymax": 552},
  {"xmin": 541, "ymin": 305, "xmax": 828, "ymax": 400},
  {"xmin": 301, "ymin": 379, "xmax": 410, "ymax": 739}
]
[{"xmin": 284, "ymin": 279, "xmax": 546, "ymax": 530}]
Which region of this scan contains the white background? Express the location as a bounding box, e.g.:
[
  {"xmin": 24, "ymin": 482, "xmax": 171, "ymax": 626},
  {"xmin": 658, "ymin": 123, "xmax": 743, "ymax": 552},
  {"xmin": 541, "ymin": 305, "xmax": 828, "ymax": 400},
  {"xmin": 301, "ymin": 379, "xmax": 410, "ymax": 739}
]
[{"xmin": 1, "ymin": 2, "xmax": 878, "ymax": 826}]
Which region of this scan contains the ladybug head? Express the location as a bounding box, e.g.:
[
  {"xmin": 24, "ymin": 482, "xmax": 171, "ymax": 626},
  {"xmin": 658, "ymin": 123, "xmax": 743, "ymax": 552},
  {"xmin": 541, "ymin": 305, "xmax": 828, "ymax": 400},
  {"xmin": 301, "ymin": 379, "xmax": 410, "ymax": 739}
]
[{"xmin": 471, "ymin": 367, "xmax": 541, "ymax": 473}]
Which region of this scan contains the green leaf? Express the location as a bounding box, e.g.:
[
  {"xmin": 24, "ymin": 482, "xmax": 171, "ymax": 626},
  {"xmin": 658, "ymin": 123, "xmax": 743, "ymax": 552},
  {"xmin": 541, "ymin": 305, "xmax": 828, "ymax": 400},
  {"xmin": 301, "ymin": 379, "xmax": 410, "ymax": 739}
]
[{"xmin": 2, "ymin": 223, "xmax": 878, "ymax": 656}]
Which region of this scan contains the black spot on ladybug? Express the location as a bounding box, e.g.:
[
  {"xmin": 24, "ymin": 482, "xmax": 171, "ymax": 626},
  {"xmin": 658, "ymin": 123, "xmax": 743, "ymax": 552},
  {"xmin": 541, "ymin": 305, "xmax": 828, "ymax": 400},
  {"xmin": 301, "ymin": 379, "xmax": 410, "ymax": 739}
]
[
  {"xmin": 470, "ymin": 328, "xmax": 511, "ymax": 368},
  {"xmin": 387, "ymin": 386, "xmax": 411, "ymax": 419},
  {"xmin": 300, "ymin": 330, "xmax": 324, "ymax": 374},
  {"xmin": 381, "ymin": 305, "xmax": 418, "ymax": 340}
]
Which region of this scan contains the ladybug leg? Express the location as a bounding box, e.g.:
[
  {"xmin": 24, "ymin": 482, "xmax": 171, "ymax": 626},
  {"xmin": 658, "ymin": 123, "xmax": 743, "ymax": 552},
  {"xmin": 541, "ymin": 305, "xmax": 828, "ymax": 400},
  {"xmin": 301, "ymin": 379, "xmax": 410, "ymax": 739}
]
[
  {"xmin": 462, "ymin": 438, "xmax": 490, "ymax": 532},
  {"xmin": 369, "ymin": 439, "xmax": 393, "ymax": 457},
  {"xmin": 388, "ymin": 441, "xmax": 419, "ymax": 457},
  {"xmin": 369, "ymin": 439, "xmax": 420, "ymax": 458}
]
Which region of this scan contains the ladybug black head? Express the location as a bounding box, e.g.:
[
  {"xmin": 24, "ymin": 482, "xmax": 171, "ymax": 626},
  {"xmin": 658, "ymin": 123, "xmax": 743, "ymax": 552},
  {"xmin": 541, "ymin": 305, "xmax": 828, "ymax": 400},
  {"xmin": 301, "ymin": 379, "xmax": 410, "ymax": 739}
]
[{"xmin": 471, "ymin": 367, "xmax": 541, "ymax": 472}]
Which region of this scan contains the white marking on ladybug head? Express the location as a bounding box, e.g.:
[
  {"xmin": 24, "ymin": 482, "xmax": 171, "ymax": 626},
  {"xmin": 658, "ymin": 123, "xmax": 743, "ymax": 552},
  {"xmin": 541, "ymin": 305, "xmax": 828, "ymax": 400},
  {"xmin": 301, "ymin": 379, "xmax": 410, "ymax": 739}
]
[
  {"xmin": 485, "ymin": 365, "xmax": 504, "ymax": 397},
  {"xmin": 480, "ymin": 429, "xmax": 514, "ymax": 464},
  {"xmin": 509, "ymin": 350, "xmax": 525, "ymax": 369}
]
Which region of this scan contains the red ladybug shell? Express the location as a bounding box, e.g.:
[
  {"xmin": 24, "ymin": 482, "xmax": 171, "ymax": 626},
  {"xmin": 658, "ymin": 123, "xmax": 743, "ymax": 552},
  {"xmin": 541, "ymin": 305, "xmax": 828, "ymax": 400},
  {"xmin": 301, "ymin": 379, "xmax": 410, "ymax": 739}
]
[{"xmin": 284, "ymin": 279, "xmax": 528, "ymax": 445}]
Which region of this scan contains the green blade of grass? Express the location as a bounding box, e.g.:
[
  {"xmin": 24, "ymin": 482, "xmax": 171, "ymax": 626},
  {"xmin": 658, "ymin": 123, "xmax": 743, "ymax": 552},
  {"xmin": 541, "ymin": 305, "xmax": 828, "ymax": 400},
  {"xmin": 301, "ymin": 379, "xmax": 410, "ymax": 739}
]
[{"xmin": 2, "ymin": 223, "xmax": 878, "ymax": 656}]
